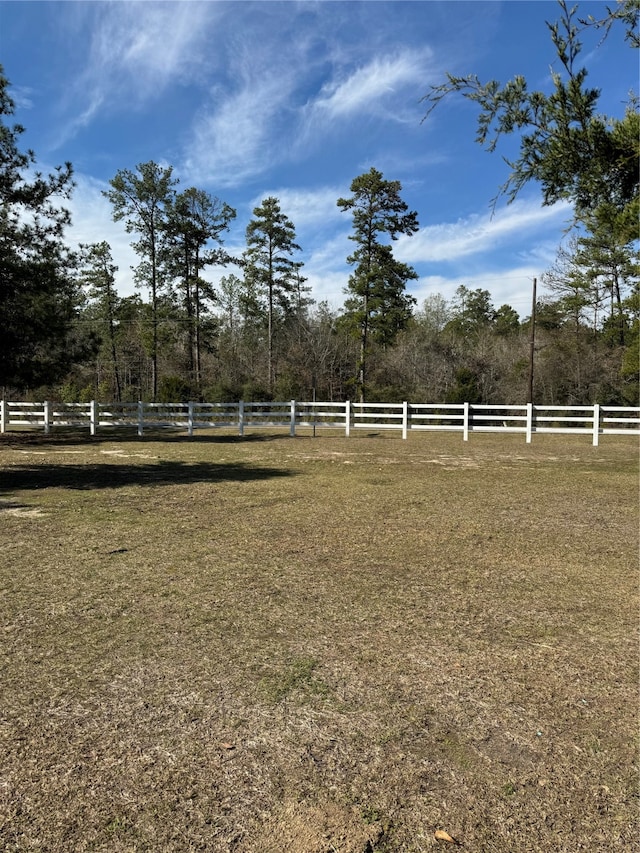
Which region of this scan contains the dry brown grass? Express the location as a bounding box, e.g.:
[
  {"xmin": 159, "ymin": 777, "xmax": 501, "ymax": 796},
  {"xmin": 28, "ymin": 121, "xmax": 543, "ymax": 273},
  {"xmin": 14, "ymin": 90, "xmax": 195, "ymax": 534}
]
[{"xmin": 0, "ymin": 429, "xmax": 638, "ymax": 852}]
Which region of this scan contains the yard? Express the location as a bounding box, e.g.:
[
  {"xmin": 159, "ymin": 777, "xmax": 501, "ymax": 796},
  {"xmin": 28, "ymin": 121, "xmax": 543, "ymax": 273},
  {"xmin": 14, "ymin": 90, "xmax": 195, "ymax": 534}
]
[{"xmin": 0, "ymin": 429, "xmax": 638, "ymax": 852}]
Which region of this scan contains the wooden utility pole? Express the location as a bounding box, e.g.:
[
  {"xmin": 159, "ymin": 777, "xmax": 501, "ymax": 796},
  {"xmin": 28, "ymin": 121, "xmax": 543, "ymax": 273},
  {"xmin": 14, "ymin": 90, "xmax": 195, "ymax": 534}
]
[{"xmin": 527, "ymin": 277, "xmax": 537, "ymax": 403}]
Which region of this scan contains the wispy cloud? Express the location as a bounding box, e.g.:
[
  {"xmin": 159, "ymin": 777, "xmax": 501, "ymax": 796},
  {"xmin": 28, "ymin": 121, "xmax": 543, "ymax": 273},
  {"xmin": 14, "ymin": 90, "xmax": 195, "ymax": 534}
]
[
  {"xmin": 52, "ymin": 93, "xmax": 106, "ymax": 150},
  {"xmin": 182, "ymin": 74, "xmax": 293, "ymax": 188},
  {"xmin": 308, "ymin": 48, "xmax": 434, "ymax": 121},
  {"xmin": 179, "ymin": 8, "xmax": 321, "ymax": 189},
  {"xmin": 87, "ymin": 3, "xmax": 218, "ymax": 95},
  {"xmin": 395, "ymin": 199, "xmax": 571, "ymax": 264},
  {"xmin": 248, "ymin": 186, "xmax": 344, "ymax": 231},
  {"xmin": 53, "ymin": 3, "xmax": 220, "ymax": 148},
  {"xmin": 10, "ymin": 85, "xmax": 35, "ymax": 110},
  {"xmin": 65, "ymin": 173, "xmax": 139, "ymax": 293},
  {"xmin": 54, "ymin": 5, "xmax": 437, "ymax": 188},
  {"xmin": 300, "ymin": 231, "xmax": 354, "ymax": 309}
]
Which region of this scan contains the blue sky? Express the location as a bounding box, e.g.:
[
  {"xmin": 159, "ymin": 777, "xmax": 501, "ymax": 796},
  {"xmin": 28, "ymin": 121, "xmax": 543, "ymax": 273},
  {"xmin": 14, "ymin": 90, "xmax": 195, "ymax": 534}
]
[{"xmin": 1, "ymin": 0, "xmax": 636, "ymax": 318}]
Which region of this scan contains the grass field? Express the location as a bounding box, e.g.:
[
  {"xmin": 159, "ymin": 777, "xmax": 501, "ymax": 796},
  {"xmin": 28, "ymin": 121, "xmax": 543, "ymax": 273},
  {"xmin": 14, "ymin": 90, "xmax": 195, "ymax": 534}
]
[{"xmin": 0, "ymin": 428, "xmax": 638, "ymax": 852}]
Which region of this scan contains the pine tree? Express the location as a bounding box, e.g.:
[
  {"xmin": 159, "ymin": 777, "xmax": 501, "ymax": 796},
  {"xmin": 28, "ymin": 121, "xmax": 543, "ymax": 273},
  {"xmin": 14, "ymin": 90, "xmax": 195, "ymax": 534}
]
[
  {"xmin": 243, "ymin": 197, "xmax": 302, "ymax": 392},
  {"xmin": 0, "ymin": 67, "xmax": 91, "ymax": 391},
  {"xmin": 104, "ymin": 162, "xmax": 177, "ymax": 400},
  {"xmin": 164, "ymin": 188, "xmax": 235, "ymax": 395},
  {"xmin": 337, "ymin": 167, "xmax": 419, "ymax": 402},
  {"xmin": 422, "ymin": 1, "xmax": 639, "ymax": 226},
  {"xmin": 78, "ymin": 242, "xmax": 124, "ymax": 401}
]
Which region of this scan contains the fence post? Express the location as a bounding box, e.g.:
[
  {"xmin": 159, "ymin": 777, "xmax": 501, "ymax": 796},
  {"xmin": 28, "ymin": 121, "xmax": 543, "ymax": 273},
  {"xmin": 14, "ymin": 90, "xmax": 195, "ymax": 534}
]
[
  {"xmin": 238, "ymin": 400, "xmax": 245, "ymax": 437},
  {"xmin": 188, "ymin": 401, "xmax": 194, "ymax": 437},
  {"xmin": 592, "ymin": 403, "xmax": 600, "ymax": 446},
  {"xmin": 90, "ymin": 400, "xmax": 98, "ymax": 436},
  {"xmin": 526, "ymin": 402, "xmax": 533, "ymax": 444},
  {"xmin": 137, "ymin": 400, "xmax": 144, "ymax": 437},
  {"xmin": 463, "ymin": 402, "xmax": 469, "ymax": 442},
  {"xmin": 345, "ymin": 400, "xmax": 351, "ymax": 437},
  {"xmin": 44, "ymin": 400, "xmax": 51, "ymax": 434},
  {"xmin": 0, "ymin": 399, "xmax": 6, "ymax": 434},
  {"xmin": 290, "ymin": 400, "xmax": 296, "ymax": 437},
  {"xmin": 402, "ymin": 400, "xmax": 408, "ymax": 440}
]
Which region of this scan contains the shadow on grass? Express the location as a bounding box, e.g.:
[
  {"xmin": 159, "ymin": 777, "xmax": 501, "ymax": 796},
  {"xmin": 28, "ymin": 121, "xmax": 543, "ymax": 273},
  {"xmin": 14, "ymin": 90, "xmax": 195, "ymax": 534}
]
[
  {"xmin": 1, "ymin": 459, "xmax": 296, "ymax": 493},
  {"xmin": 0, "ymin": 428, "xmax": 288, "ymax": 448}
]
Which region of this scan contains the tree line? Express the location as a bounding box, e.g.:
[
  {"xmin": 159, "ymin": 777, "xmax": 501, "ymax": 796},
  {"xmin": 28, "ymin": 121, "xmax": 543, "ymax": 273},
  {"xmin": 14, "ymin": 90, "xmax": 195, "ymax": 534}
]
[{"xmin": 1, "ymin": 1, "xmax": 637, "ymax": 406}]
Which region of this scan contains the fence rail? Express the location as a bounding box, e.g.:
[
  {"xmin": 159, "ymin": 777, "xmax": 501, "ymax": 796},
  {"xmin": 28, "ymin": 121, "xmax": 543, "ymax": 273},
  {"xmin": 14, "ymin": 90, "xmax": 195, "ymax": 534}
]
[{"xmin": 1, "ymin": 400, "xmax": 638, "ymax": 445}]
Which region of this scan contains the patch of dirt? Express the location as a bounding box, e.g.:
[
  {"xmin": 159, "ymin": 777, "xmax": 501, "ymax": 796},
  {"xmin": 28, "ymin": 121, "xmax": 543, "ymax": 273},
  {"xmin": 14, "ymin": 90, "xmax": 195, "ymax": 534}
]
[
  {"xmin": 0, "ymin": 499, "xmax": 45, "ymax": 517},
  {"xmin": 475, "ymin": 728, "xmax": 536, "ymax": 771},
  {"xmin": 3, "ymin": 507, "xmax": 45, "ymax": 517},
  {"xmin": 258, "ymin": 798, "xmax": 384, "ymax": 853},
  {"xmin": 100, "ymin": 450, "xmax": 157, "ymax": 458}
]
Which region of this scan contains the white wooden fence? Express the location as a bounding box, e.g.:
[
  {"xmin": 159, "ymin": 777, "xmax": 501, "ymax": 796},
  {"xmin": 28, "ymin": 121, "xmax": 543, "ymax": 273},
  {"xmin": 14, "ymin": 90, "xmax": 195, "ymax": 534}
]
[{"xmin": 1, "ymin": 399, "xmax": 638, "ymax": 445}]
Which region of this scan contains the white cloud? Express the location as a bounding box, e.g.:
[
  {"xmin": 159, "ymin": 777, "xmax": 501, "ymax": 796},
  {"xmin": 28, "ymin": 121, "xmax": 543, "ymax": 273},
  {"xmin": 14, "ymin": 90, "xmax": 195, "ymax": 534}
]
[
  {"xmin": 247, "ymin": 186, "xmax": 345, "ymax": 232},
  {"xmin": 395, "ymin": 199, "xmax": 571, "ymax": 264},
  {"xmin": 411, "ymin": 269, "xmax": 540, "ymax": 316},
  {"xmin": 305, "ymin": 48, "xmax": 434, "ymax": 123},
  {"xmin": 54, "ymin": 3, "xmax": 220, "ymax": 147},
  {"xmin": 182, "ymin": 74, "xmax": 292, "ymax": 188},
  {"xmin": 10, "ymin": 85, "xmax": 35, "ymax": 110},
  {"xmin": 180, "ymin": 13, "xmax": 320, "ymax": 189},
  {"xmin": 65, "ymin": 173, "xmax": 138, "ymax": 295},
  {"xmin": 304, "ymin": 269, "xmax": 349, "ymax": 310},
  {"xmin": 51, "ymin": 93, "xmax": 106, "ymax": 151},
  {"xmin": 88, "ymin": 3, "xmax": 217, "ymax": 94}
]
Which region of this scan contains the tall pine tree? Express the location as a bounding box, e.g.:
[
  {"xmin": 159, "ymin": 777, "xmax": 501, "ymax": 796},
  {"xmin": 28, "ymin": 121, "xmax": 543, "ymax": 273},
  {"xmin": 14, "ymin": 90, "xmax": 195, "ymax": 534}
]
[
  {"xmin": 78, "ymin": 241, "xmax": 124, "ymax": 401},
  {"xmin": 243, "ymin": 197, "xmax": 303, "ymax": 392},
  {"xmin": 164, "ymin": 188, "xmax": 236, "ymax": 395},
  {"xmin": 337, "ymin": 167, "xmax": 419, "ymax": 402},
  {"xmin": 104, "ymin": 162, "xmax": 177, "ymax": 401}
]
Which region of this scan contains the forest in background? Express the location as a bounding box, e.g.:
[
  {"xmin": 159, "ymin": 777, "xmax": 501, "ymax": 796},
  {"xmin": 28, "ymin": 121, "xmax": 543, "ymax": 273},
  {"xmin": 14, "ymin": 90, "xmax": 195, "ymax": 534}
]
[
  {"xmin": 1, "ymin": 1, "xmax": 638, "ymax": 407},
  {"xmin": 54, "ymin": 273, "xmax": 640, "ymax": 407}
]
